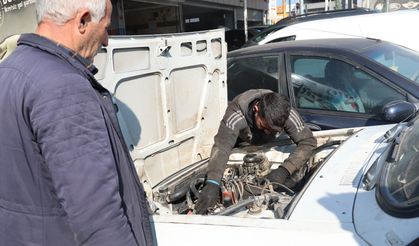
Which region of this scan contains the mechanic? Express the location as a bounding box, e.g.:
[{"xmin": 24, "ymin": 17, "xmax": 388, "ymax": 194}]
[
  {"xmin": 195, "ymin": 89, "xmax": 317, "ymax": 214},
  {"xmin": 0, "ymin": 0, "xmax": 153, "ymax": 245}
]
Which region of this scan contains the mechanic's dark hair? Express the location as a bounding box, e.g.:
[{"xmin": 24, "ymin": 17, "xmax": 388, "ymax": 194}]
[{"xmin": 258, "ymin": 93, "xmax": 291, "ymax": 131}]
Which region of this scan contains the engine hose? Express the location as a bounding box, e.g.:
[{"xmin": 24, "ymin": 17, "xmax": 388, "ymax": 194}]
[
  {"xmin": 215, "ymin": 193, "xmax": 282, "ymax": 216},
  {"xmin": 167, "ymin": 177, "xmax": 206, "ymax": 204},
  {"xmin": 243, "ymin": 185, "xmax": 263, "ymax": 197},
  {"xmin": 189, "ymin": 177, "xmax": 205, "ymax": 199},
  {"xmin": 167, "ymin": 184, "xmax": 190, "ymax": 204}
]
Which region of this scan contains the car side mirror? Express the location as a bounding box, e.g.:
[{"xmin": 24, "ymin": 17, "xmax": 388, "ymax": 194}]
[{"xmin": 381, "ymin": 100, "xmax": 417, "ymax": 123}]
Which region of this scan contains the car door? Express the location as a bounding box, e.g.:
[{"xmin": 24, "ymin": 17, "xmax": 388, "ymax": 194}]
[{"xmin": 285, "ymin": 54, "xmax": 407, "ymax": 130}]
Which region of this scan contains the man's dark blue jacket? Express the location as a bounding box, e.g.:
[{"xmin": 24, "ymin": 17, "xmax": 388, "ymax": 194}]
[{"xmin": 0, "ymin": 34, "xmax": 154, "ymax": 246}]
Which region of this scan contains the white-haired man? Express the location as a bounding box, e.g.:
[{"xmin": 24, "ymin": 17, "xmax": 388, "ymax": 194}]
[{"xmin": 0, "ymin": 0, "xmax": 153, "ymax": 245}]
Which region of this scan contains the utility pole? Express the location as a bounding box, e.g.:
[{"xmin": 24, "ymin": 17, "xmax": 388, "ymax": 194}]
[
  {"xmin": 268, "ymin": 0, "xmax": 277, "ymax": 24},
  {"xmin": 300, "ymin": 0, "xmax": 305, "ymax": 14},
  {"xmin": 289, "ymin": 0, "xmax": 291, "ymax": 16},
  {"xmin": 282, "ymin": 0, "xmax": 286, "ymax": 18},
  {"xmin": 244, "ymin": 0, "xmax": 248, "ymax": 42}
]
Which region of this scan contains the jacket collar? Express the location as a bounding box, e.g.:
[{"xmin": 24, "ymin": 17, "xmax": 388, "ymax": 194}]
[{"xmin": 18, "ymin": 33, "xmax": 98, "ymax": 76}]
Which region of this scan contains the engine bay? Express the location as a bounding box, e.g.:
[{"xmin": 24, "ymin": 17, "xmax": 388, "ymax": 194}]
[{"xmin": 150, "ymin": 131, "xmax": 354, "ymax": 219}]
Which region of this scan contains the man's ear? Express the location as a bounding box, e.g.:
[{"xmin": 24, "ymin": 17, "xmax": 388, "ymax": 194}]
[
  {"xmin": 76, "ymin": 9, "xmax": 91, "ymax": 34},
  {"xmin": 253, "ymin": 101, "xmax": 260, "ymax": 113}
]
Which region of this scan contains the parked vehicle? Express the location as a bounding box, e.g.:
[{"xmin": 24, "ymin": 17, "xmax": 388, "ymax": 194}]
[
  {"xmin": 246, "ymin": 9, "xmax": 419, "ymax": 53},
  {"xmin": 228, "ymin": 38, "xmax": 419, "ymax": 130},
  {"xmin": 225, "ymin": 25, "xmax": 269, "ymax": 51},
  {"xmin": 371, "ymin": 0, "xmax": 419, "ymax": 11},
  {"xmin": 150, "ymin": 108, "xmax": 419, "ymax": 246},
  {"xmin": 244, "ymin": 8, "xmax": 376, "ymax": 48},
  {"xmin": 94, "ymin": 30, "xmax": 419, "ymax": 245}
]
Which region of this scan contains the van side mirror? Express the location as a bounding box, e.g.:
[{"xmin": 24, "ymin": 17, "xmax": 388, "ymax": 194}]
[{"xmin": 382, "ymin": 100, "xmax": 417, "ymax": 123}]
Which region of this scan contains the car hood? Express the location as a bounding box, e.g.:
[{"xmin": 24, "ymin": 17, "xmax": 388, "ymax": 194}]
[
  {"xmin": 148, "ymin": 125, "xmax": 399, "ymax": 245},
  {"xmin": 94, "ymin": 29, "xmax": 227, "ymax": 192},
  {"xmin": 290, "ymin": 124, "xmax": 394, "ymax": 223}
]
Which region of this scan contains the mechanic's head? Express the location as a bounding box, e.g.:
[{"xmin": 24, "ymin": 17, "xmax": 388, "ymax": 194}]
[
  {"xmin": 254, "ymin": 93, "xmax": 291, "ymax": 135},
  {"xmin": 35, "ymin": 0, "xmax": 112, "ymax": 61}
]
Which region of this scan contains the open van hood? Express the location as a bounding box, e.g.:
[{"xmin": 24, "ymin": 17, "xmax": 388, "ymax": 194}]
[{"xmin": 94, "ymin": 29, "xmax": 227, "ymax": 192}]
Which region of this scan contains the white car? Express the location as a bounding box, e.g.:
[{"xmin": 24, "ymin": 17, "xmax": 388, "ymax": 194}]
[
  {"xmin": 248, "ymin": 9, "xmax": 419, "ymax": 53},
  {"xmin": 94, "ymin": 29, "xmax": 419, "ymax": 245}
]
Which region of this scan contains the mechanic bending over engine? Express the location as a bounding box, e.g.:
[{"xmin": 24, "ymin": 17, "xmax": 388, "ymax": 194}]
[{"xmin": 195, "ymin": 89, "xmax": 317, "ymax": 214}]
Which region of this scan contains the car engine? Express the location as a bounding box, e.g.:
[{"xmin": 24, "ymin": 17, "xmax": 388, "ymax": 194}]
[{"xmin": 150, "ymin": 136, "xmax": 341, "ymax": 219}]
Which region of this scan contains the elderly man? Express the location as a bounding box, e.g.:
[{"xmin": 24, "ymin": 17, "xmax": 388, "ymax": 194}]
[{"xmin": 0, "ymin": 0, "xmax": 153, "ymax": 245}]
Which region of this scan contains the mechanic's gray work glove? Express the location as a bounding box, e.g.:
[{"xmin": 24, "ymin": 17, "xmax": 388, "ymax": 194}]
[
  {"xmin": 265, "ymin": 166, "xmax": 290, "ymax": 188},
  {"xmin": 195, "ymin": 181, "xmax": 220, "ymax": 215}
]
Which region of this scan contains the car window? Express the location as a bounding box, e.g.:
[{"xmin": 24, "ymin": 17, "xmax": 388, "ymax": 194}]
[
  {"xmin": 267, "ymin": 35, "xmax": 296, "ymax": 44},
  {"xmin": 361, "ymin": 43, "xmax": 419, "ymax": 85},
  {"xmin": 227, "ymin": 56, "xmax": 279, "ymax": 101},
  {"xmin": 250, "ymin": 26, "xmax": 285, "ymax": 43},
  {"xmin": 291, "ymin": 56, "xmax": 405, "ymax": 115}
]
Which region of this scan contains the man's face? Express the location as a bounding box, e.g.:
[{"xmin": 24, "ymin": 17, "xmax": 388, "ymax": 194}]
[
  {"xmin": 254, "ymin": 112, "xmax": 273, "ymax": 135},
  {"xmin": 80, "ymin": 0, "xmax": 112, "ymax": 61}
]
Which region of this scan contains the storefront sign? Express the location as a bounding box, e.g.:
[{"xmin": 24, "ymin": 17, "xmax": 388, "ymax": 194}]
[{"xmin": 0, "ymin": 0, "xmax": 37, "ymax": 41}]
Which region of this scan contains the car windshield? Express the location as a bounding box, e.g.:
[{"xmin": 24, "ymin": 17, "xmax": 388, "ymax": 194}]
[
  {"xmin": 361, "ymin": 43, "xmax": 419, "ymax": 85},
  {"xmin": 378, "ymin": 115, "xmax": 419, "ymax": 217},
  {"xmin": 249, "ymin": 26, "xmax": 284, "ymax": 43}
]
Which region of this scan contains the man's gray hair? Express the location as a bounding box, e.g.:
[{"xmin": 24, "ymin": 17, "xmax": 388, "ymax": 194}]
[{"xmin": 36, "ymin": 0, "xmax": 107, "ymax": 25}]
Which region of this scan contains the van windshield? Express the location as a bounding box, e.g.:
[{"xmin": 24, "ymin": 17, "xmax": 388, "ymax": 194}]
[{"xmin": 377, "ymin": 115, "xmax": 419, "ymax": 217}]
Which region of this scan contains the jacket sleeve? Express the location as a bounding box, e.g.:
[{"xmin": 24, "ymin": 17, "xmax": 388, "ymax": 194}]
[
  {"xmin": 206, "ymin": 103, "xmax": 247, "ymax": 183},
  {"xmin": 281, "ymin": 108, "xmax": 317, "ymax": 174},
  {"xmin": 28, "ymin": 73, "xmax": 138, "ymax": 246}
]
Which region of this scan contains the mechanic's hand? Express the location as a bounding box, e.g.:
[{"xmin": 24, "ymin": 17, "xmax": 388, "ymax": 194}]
[
  {"xmin": 195, "ymin": 181, "xmax": 220, "ymax": 215},
  {"xmin": 265, "ymin": 166, "xmax": 290, "ymax": 188}
]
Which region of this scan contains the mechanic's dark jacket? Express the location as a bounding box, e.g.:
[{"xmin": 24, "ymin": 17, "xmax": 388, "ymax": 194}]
[
  {"xmin": 207, "ymin": 89, "xmax": 317, "ymax": 183},
  {"xmin": 0, "ymin": 34, "xmax": 153, "ymax": 246}
]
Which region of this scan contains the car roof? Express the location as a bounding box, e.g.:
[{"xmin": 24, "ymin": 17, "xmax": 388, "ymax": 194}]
[
  {"xmin": 230, "ymin": 38, "xmax": 383, "ymax": 57},
  {"xmin": 245, "ymin": 8, "xmax": 376, "ymax": 46},
  {"xmin": 274, "ymin": 8, "xmax": 375, "ymax": 27},
  {"xmin": 246, "ymin": 9, "xmax": 419, "ymax": 53}
]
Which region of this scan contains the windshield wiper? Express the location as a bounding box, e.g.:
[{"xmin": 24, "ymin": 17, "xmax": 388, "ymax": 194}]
[
  {"xmin": 363, "ymin": 124, "xmax": 405, "ymax": 190},
  {"xmin": 387, "ymin": 133, "xmax": 402, "ymax": 163},
  {"xmin": 383, "ymin": 122, "xmax": 408, "ymax": 163},
  {"xmin": 362, "ymin": 137, "xmax": 400, "ymax": 191}
]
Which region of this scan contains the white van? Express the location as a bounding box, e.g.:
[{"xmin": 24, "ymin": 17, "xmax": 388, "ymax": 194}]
[
  {"xmin": 253, "ymin": 9, "xmax": 419, "ymax": 52},
  {"xmin": 94, "ymin": 31, "xmax": 419, "ymax": 246}
]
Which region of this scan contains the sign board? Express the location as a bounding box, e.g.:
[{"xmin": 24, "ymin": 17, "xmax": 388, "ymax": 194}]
[{"xmin": 0, "ymin": 0, "xmax": 37, "ymax": 42}]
